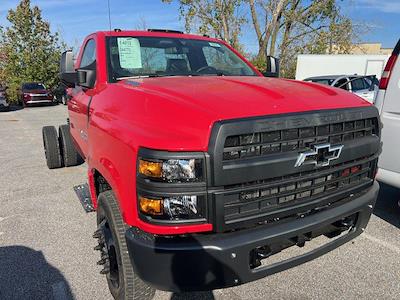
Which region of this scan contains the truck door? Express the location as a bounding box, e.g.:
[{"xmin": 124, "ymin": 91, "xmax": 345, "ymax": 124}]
[
  {"xmin": 379, "ymin": 53, "xmax": 400, "ymax": 177},
  {"xmin": 68, "ymin": 38, "xmax": 96, "ymax": 158},
  {"xmin": 351, "ymin": 77, "xmax": 375, "ymax": 103}
]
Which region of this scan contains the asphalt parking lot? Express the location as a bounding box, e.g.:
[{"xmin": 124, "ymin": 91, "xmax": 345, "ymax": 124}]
[{"xmin": 0, "ymin": 105, "xmax": 400, "ymax": 300}]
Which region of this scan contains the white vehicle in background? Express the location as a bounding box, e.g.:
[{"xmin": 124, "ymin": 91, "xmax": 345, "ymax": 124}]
[
  {"xmin": 296, "ymin": 54, "xmax": 389, "ymax": 81},
  {"xmin": 304, "ymin": 75, "xmax": 379, "ymax": 103},
  {"xmin": 374, "ymin": 40, "xmax": 400, "ymax": 190}
]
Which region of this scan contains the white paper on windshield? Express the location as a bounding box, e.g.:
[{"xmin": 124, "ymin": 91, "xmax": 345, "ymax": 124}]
[
  {"xmin": 117, "ymin": 38, "xmax": 142, "ymax": 69},
  {"xmin": 209, "ymin": 42, "xmax": 221, "ymax": 48}
]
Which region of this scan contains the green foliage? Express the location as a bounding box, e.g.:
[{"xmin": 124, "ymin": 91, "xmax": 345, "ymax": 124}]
[
  {"xmin": 162, "ymin": 0, "xmax": 246, "ymax": 50},
  {"xmin": 163, "ymin": 1, "xmax": 358, "ymax": 79},
  {"xmin": 249, "ymin": 56, "xmax": 267, "ymax": 73},
  {"xmin": 0, "ymin": 0, "xmax": 65, "ymax": 102}
]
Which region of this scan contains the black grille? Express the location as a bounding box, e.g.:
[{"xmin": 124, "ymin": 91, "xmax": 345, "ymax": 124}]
[
  {"xmin": 223, "ymin": 118, "xmax": 378, "ymax": 160},
  {"xmin": 208, "ymin": 107, "xmax": 381, "ymax": 231},
  {"xmin": 222, "ymin": 157, "xmax": 377, "ymax": 225}
]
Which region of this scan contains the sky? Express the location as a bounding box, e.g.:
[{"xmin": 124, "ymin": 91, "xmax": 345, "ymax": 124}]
[{"xmin": 0, "ymin": 0, "xmax": 399, "ymax": 54}]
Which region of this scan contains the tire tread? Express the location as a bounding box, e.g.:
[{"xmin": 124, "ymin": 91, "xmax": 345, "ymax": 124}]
[
  {"xmin": 98, "ymin": 191, "xmax": 155, "ymax": 300},
  {"xmin": 59, "ymin": 124, "xmax": 83, "ymax": 167},
  {"xmin": 42, "ymin": 126, "xmax": 63, "ymax": 169}
]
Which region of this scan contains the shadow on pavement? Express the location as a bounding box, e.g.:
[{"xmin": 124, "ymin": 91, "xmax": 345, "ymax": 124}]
[
  {"xmin": 373, "ymin": 182, "xmax": 400, "ymax": 229},
  {"xmin": 0, "ymin": 246, "xmax": 74, "ymax": 299},
  {"xmin": 171, "ymin": 291, "xmax": 215, "ymax": 299},
  {"xmin": 10, "ymin": 105, "xmax": 24, "ymax": 111}
]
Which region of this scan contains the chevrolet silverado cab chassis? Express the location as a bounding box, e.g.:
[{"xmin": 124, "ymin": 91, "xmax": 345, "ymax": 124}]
[{"xmin": 42, "ymin": 29, "xmax": 381, "ymax": 299}]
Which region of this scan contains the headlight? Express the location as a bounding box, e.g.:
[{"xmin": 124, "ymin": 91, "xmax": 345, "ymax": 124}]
[
  {"xmin": 139, "ymin": 195, "xmax": 205, "ymax": 220},
  {"xmin": 138, "ymin": 158, "xmax": 203, "ymax": 182},
  {"xmin": 137, "ymin": 149, "xmax": 207, "ymax": 223}
]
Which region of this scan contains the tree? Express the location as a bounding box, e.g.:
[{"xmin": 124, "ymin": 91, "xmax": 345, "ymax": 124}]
[
  {"xmin": 0, "ymin": 0, "xmax": 65, "ymax": 102},
  {"xmin": 247, "ymin": 0, "xmax": 356, "ymax": 77},
  {"xmin": 162, "ymin": 0, "xmax": 246, "ymax": 50},
  {"xmin": 162, "ymin": 0, "xmax": 359, "ymax": 78},
  {"xmin": 248, "ymin": 0, "xmax": 287, "ymax": 59}
]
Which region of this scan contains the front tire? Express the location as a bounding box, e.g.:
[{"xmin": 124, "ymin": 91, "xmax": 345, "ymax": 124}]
[
  {"xmin": 58, "ymin": 124, "xmax": 83, "ymax": 167},
  {"xmin": 96, "ymin": 191, "xmax": 155, "ymax": 300},
  {"xmin": 42, "ymin": 126, "xmax": 63, "ymax": 169}
]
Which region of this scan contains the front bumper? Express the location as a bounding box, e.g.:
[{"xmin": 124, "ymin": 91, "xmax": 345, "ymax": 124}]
[
  {"xmin": 26, "ymin": 99, "xmax": 53, "ymax": 104},
  {"xmin": 126, "ymin": 181, "xmax": 379, "ymax": 292}
]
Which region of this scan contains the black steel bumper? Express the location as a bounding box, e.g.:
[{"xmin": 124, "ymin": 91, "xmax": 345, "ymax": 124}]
[{"xmin": 125, "ymin": 181, "xmax": 379, "ymax": 292}]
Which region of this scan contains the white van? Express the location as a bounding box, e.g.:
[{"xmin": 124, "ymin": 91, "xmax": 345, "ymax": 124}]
[{"xmin": 374, "ymin": 40, "xmax": 400, "ymax": 189}]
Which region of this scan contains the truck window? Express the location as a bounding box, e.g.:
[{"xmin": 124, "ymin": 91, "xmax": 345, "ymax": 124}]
[
  {"xmin": 202, "ymin": 45, "xmax": 251, "ymax": 76},
  {"xmin": 80, "ymin": 39, "xmax": 96, "ymax": 68},
  {"xmin": 309, "ymin": 79, "xmax": 334, "ymax": 86},
  {"xmin": 334, "ymin": 78, "xmax": 349, "ymax": 90},
  {"xmin": 141, "ymin": 47, "xmax": 191, "ymax": 74},
  {"xmin": 107, "ymin": 36, "xmax": 257, "ymax": 81},
  {"xmin": 351, "ymin": 78, "xmax": 368, "ymax": 91}
]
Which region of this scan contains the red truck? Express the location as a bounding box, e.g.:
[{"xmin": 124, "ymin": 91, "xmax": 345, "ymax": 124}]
[{"xmin": 42, "ymin": 29, "xmax": 381, "ymax": 299}]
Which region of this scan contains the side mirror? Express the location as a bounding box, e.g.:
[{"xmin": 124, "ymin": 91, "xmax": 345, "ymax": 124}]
[
  {"xmin": 60, "ymin": 50, "xmax": 96, "ymax": 89},
  {"xmin": 263, "ymin": 56, "xmax": 279, "ymax": 78},
  {"xmin": 77, "ymin": 61, "xmax": 96, "ymax": 89},
  {"xmin": 60, "ymin": 50, "xmax": 77, "ymax": 87}
]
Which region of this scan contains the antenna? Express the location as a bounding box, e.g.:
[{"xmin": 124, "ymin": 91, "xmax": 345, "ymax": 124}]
[{"xmin": 107, "ymin": 0, "xmax": 112, "ymax": 32}]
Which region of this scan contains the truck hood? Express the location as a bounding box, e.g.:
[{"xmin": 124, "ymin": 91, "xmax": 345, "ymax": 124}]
[
  {"xmin": 122, "ymin": 76, "xmax": 369, "ymax": 117},
  {"xmin": 113, "ymin": 76, "xmax": 371, "ymax": 151}
]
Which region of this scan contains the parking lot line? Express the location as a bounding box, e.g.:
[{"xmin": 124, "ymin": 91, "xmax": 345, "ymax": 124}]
[{"xmin": 362, "ymin": 233, "xmax": 400, "ymax": 254}]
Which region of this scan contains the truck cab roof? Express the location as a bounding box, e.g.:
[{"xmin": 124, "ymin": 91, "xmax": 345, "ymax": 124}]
[{"xmin": 92, "ymin": 29, "xmax": 220, "ymax": 42}]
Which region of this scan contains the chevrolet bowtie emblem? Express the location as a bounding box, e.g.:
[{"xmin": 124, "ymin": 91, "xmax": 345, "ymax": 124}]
[{"xmin": 295, "ymin": 143, "xmax": 343, "ymax": 168}]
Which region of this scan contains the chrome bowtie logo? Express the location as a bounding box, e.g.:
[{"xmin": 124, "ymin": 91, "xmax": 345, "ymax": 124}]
[{"xmin": 295, "ymin": 143, "xmax": 343, "ymax": 168}]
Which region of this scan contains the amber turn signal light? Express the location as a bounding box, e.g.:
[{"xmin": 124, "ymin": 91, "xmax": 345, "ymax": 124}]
[
  {"xmin": 138, "ymin": 159, "xmax": 162, "ymax": 178},
  {"xmin": 139, "ymin": 197, "xmax": 163, "ymax": 216}
]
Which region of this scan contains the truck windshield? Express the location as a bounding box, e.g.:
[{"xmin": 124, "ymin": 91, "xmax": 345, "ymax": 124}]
[{"xmin": 106, "ymin": 36, "xmax": 257, "ymax": 81}]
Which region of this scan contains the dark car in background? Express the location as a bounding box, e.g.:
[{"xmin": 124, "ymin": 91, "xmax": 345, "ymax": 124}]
[
  {"xmin": 0, "ymin": 84, "xmax": 10, "ymax": 111},
  {"xmin": 18, "ymin": 82, "xmax": 56, "ymax": 107}
]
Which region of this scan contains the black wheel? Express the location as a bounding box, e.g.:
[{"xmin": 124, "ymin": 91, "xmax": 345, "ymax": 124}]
[
  {"xmin": 95, "ymin": 191, "xmax": 155, "ymax": 300},
  {"xmin": 59, "ymin": 124, "xmax": 83, "ymax": 167},
  {"xmin": 42, "ymin": 126, "xmax": 63, "ymax": 169}
]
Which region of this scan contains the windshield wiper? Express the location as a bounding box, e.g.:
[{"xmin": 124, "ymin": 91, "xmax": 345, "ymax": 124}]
[
  {"xmin": 116, "ymin": 74, "xmax": 184, "ymax": 80},
  {"xmin": 116, "ymin": 72, "xmax": 227, "ymax": 81},
  {"xmin": 187, "ymin": 72, "xmax": 225, "ymax": 77}
]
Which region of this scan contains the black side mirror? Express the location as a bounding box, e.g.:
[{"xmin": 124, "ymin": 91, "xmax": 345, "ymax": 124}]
[
  {"xmin": 60, "ymin": 50, "xmax": 77, "ymax": 87},
  {"xmin": 77, "ymin": 61, "xmax": 96, "ymax": 89},
  {"xmin": 263, "ymin": 56, "xmax": 280, "ymax": 78},
  {"xmin": 60, "ymin": 50, "xmax": 96, "ymax": 89}
]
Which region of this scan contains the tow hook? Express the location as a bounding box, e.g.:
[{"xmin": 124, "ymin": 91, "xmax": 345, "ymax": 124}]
[
  {"xmin": 249, "ymin": 245, "xmax": 272, "ymax": 268},
  {"xmin": 325, "ymin": 214, "xmax": 357, "ymax": 238},
  {"xmin": 333, "ymin": 215, "xmax": 357, "ymax": 231},
  {"xmin": 290, "ymin": 233, "xmax": 312, "ymax": 247}
]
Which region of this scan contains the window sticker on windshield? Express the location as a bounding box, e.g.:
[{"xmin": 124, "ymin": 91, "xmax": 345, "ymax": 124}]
[
  {"xmin": 117, "ymin": 38, "xmax": 142, "ymax": 69},
  {"xmin": 209, "ymin": 42, "xmax": 221, "ymax": 48}
]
